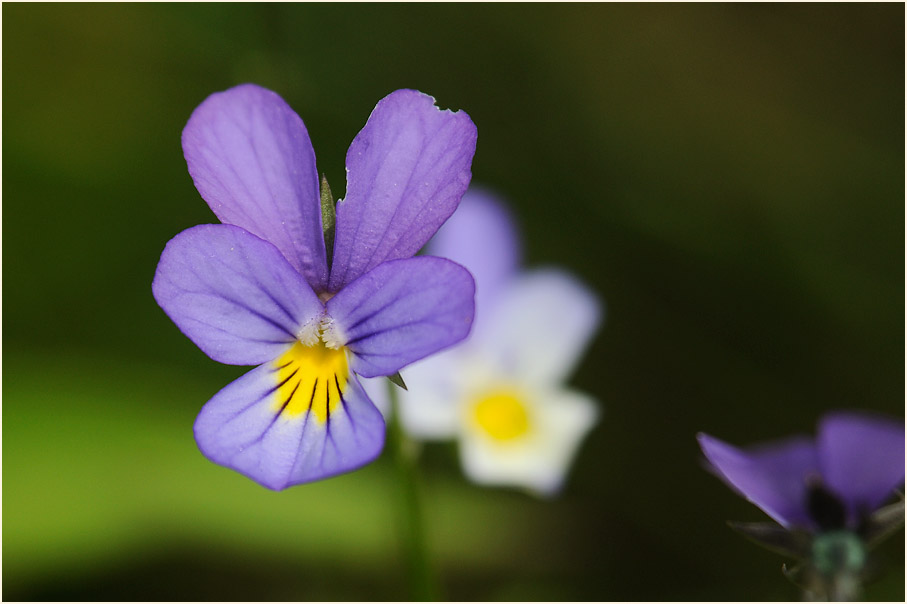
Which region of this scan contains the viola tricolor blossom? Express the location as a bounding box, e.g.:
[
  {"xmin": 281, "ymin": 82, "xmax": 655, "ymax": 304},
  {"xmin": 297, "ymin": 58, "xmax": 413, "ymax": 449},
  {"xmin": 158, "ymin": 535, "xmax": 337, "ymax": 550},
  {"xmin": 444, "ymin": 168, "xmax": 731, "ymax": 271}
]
[
  {"xmin": 698, "ymin": 411, "xmax": 903, "ymax": 534},
  {"xmin": 368, "ymin": 190, "xmax": 602, "ymax": 496},
  {"xmin": 153, "ymin": 84, "xmax": 477, "ymax": 490},
  {"xmin": 698, "ymin": 412, "xmax": 904, "ymax": 596}
]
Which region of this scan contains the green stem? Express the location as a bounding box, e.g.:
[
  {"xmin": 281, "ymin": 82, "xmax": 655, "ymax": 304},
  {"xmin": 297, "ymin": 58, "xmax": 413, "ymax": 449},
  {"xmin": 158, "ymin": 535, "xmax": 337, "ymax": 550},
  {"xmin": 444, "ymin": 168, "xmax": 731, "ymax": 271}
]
[{"xmin": 386, "ymin": 380, "xmax": 441, "ymax": 601}]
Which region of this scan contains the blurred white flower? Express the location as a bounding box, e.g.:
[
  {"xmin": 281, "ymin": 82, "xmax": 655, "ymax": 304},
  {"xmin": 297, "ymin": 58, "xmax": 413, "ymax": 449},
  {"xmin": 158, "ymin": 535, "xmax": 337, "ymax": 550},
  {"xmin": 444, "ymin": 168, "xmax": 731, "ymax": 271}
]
[{"xmin": 368, "ymin": 189, "xmax": 603, "ymax": 496}]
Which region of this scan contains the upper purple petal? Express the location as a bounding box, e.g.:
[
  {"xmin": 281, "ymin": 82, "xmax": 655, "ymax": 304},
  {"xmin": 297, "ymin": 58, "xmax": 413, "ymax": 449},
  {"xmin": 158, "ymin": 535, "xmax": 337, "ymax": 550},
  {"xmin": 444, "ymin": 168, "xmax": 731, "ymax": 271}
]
[
  {"xmin": 181, "ymin": 84, "xmax": 329, "ymax": 291},
  {"xmin": 817, "ymin": 411, "xmax": 905, "ymax": 519},
  {"xmin": 426, "ymin": 188, "xmax": 521, "ymax": 324},
  {"xmin": 327, "ymin": 89, "xmax": 477, "ymax": 292},
  {"xmin": 152, "ymin": 224, "xmax": 323, "ymax": 365},
  {"xmin": 194, "ymin": 363, "xmax": 385, "ymax": 490},
  {"xmin": 326, "ymin": 256, "xmax": 475, "ymax": 378},
  {"xmin": 698, "ymin": 432, "xmax": 820, "ymax": 529}
]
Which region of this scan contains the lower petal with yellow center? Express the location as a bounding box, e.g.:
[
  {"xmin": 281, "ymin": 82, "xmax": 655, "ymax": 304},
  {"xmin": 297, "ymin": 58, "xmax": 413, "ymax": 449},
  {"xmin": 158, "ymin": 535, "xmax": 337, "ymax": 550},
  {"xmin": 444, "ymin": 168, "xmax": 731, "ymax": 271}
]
[{"xmin": 272, "ymin": 340, "xmax": 350, "ymax": 424}]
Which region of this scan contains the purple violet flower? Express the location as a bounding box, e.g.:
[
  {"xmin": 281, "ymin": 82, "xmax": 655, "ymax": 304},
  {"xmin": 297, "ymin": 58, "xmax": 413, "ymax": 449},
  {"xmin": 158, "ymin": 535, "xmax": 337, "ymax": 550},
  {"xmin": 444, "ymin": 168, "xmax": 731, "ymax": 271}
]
[
  {"xmin": 698, "ymin": 411, "xmax": 904, "ymax": 533},
  {"xmin": 152, "ymin": 84, "xmax": 477, "ymax": 490},
  {"xmin": 698, "ymin": 412, "xmax": 904, "ymax": 598}
]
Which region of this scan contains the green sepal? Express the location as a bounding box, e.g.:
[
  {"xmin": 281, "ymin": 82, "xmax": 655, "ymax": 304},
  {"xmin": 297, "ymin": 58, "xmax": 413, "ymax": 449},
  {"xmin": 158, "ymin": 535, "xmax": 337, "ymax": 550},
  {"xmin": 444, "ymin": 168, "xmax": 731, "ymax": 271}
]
[
  {"xmin": 387, "ymin": 372, "xmax": 408, "ymax": 391},
  {"xmin": 727, "ymin": 520, "xmax": 812, "ymax": 559},
  {"xmin": 863, "ymin": 498, "xmax": 905, "ymax": 550},
  {"xmin": 321, "ymin": 174, "xmax": 336, "ymax": 270},
  {"xmin": 781, "ymin": 562, "xmax": 808, "ymax": 590}
]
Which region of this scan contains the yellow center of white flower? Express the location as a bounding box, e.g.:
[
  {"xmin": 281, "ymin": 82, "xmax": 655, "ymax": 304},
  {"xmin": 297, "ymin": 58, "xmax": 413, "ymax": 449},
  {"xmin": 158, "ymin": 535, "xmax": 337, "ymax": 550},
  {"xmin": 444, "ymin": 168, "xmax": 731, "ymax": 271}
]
[
  {"xmin": 472, "ymin": 390, "xmax": 531, "ymax": 441},
  {"xmin": 273, "ymin": 340, "xmax": 350, "ymax": 423}
]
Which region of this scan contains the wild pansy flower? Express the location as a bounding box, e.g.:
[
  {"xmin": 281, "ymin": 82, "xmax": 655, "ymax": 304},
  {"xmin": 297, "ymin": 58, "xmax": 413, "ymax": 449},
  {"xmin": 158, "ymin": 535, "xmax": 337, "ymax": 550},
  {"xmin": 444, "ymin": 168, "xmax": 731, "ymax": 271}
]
[
  {"xmin": 152, "ymin": 84, "xmax": 477, "ymax": 490},
  {"xmin": 368, "ymin": 189, "xmax": 602, "ymax": 496},
  {"xmin": 698, "ymin": 412, "xmax": 904, "ymax": 599}
]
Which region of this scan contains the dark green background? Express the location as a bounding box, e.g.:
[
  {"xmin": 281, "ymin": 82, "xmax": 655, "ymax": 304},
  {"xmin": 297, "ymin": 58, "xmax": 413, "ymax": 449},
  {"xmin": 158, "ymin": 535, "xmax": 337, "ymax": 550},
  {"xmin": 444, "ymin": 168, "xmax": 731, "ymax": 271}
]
[{"xmin": 3, "ymin": 3, "xmax": 903, "ymax": 601}]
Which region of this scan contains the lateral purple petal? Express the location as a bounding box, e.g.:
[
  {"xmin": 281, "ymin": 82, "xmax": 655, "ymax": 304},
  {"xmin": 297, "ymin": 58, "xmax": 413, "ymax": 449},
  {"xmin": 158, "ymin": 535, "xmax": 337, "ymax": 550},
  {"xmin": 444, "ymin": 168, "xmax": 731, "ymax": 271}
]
[
  {"xmin": 817, "ymin": 411, "xmax": 905, "ymax": 518},
  {"xmin": 426, "ymin": 188, "xmax": 520, "ymax": 321},
  {"xmin": 152, "ymin": 224, "xmax": 323, "ymax": 365},
  {"xmin": 698, "ymin": 432, "xmax": 819, "ymax": 529},
  {"xmin": 182, "ymin": 84, "xmax": 328, "ymax": 290},
  {"xmin": 328, "ymin": 89, "xmax": 477, "ymax": 292},
  {"xmin": 326, "ymin": 256, "xmax": 475, "ymax": 378},
  {"xmin": 194, "ymin": 364, "xmax": 385, "ymax": 490}
]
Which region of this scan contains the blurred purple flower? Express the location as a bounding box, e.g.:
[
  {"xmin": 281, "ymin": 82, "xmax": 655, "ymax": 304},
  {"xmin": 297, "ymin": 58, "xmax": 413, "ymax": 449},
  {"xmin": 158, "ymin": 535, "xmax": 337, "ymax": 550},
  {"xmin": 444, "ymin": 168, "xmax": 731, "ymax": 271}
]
[
  {"xmin": 698, "ymin": 411, "xmax": 904, "ymax": 532},
  {"xmin": 699, "ymin": 412, "xmax": 903, "ymax": 598},
  {"xmin": 153, "ymin": 84, "xmax": 477, "ymax": 490}
]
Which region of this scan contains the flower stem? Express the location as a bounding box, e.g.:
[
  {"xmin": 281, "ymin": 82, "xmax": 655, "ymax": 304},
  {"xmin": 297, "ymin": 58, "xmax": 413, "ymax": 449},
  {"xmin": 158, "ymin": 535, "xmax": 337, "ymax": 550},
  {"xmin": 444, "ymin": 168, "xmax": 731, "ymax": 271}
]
[
  {"xmin": 802, "ymin": 571, "xmax": 862, "ymax": 602},
  {"xmin": 386, "ymin": 380, "xmax": 441, "ymax": 601}
]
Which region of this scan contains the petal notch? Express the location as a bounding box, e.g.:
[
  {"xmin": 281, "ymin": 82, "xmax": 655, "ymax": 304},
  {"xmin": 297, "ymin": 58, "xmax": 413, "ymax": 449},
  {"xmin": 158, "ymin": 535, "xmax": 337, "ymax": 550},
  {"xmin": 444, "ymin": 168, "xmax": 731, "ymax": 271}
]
[{"xmin": 329, "ymin": 90, "xmax": 477, "ymax": 291}]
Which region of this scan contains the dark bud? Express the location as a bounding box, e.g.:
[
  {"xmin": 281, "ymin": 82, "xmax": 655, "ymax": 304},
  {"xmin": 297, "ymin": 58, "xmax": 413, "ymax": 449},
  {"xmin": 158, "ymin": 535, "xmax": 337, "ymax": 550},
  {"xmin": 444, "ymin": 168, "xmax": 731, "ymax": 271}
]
[{"xmin": 806, "ymin": 479, "xmax": 848, "ymax": 532}]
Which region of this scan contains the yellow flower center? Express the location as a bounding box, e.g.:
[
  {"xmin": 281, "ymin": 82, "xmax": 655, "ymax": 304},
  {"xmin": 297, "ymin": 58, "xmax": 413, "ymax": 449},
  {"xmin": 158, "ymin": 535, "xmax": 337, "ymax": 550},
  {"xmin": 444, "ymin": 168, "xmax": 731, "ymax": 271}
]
[
  {"xmin": 273, "ymin": 340, "xmax": 350, "ymax": 423},
  {"xmin": 472, "ymin": 390, "xmax": 531, "ymax": 441}
]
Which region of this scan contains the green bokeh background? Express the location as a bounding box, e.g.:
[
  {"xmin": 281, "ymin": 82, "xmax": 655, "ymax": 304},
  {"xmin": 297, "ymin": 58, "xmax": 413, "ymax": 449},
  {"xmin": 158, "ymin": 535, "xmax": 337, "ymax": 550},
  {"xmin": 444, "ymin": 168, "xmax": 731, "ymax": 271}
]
[{"xmin": 3, "ymin": 3, "xmax": 903, "ymax": 601}]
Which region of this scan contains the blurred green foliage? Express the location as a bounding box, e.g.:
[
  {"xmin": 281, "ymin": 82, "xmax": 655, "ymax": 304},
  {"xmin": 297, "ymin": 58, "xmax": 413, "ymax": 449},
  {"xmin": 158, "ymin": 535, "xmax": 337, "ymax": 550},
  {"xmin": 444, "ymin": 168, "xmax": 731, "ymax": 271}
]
[{"xmin": 3, "ymin": 3, "xmax": 903, "ymax": 600}]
